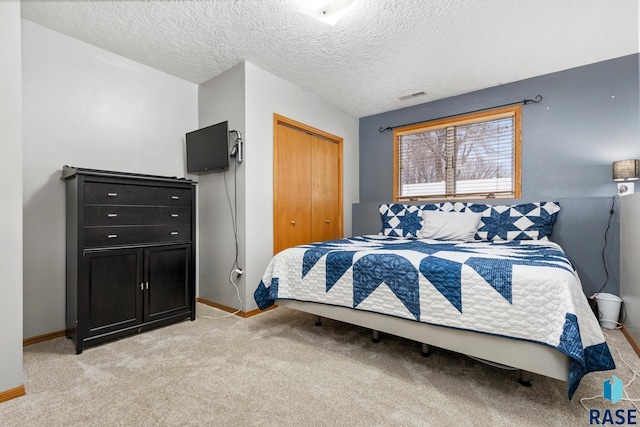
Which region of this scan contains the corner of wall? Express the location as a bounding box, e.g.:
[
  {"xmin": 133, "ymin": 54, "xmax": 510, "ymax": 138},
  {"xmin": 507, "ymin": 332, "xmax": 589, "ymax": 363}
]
[{"xmin": 196, "ymin": 63, "xmax": 247, "ymax": 310}]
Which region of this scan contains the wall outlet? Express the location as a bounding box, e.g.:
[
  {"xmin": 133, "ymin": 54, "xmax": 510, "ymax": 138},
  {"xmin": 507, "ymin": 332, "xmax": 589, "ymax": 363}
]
[{"xmin": 618, "ymin": 182, "xmax": 635, "ymax": 196}]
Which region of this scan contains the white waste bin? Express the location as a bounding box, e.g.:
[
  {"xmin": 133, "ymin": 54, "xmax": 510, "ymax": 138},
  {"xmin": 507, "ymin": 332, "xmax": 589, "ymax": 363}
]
[{"xmin": 595, "ymin": 293, "xmax": 623, "ymax": 329}]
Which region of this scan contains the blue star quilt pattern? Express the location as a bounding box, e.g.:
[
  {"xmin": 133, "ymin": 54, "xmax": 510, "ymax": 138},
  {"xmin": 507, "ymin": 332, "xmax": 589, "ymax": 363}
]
[
  {"xmin": 378, "ymin": 202, "xmax": 560, "ymax": 241},
  {"xmin": 255, "ymin": 235, "xmax": 614, "ymax": 399}
]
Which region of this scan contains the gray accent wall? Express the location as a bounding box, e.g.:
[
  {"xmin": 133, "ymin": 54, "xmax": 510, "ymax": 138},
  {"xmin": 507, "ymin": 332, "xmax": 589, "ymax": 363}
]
[{"xmin": 356, "ymin": 54, "xmax": 640, "ymax": 297}]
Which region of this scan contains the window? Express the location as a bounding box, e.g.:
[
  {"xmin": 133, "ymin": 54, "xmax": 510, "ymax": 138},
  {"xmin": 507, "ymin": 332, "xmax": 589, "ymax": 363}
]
[{"xmin": 393, "ymin": 105, "xmax": 521, "ymax": 201}]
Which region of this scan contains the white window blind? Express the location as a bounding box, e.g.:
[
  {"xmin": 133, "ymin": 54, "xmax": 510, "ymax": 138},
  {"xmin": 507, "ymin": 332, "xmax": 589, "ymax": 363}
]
[{"xmin": 394, "ymin": 106, "xmax": 521, "ymax": 201}]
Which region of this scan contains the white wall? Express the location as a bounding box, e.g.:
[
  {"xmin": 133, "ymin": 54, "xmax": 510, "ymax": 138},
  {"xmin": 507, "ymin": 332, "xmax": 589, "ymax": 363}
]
[
  {"xmin": 21, "ymin": 20, "xmax": 198, "ymax": 338},
  {"xmin": 243, "ymin": 61, "xmax": 359, "ymax": 311},
  {"xmin": 197, "ymin": 61, "xmax": 359, "ymax": 313},
  {"xmin": 197, "ymin": 63, "xmax": 247, "ymax": 309},
  {"xmin": 621, "ymin": 192, "xmax": 640, "ymax": 343},
  {"xmin": 0, "ymin": 2, "xmax": 24, "ymax": 394}
]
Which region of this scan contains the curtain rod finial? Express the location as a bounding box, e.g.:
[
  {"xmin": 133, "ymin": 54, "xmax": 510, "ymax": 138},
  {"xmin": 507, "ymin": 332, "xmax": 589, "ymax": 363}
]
[{"xmin": 524, "ymin": 95, "xmax": 543, "ymax": 104}]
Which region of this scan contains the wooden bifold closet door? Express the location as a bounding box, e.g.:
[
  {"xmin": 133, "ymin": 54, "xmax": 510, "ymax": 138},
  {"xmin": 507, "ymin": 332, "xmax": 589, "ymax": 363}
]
[{"xmin": 273, "ymin": 115, "xmax": 343, "ymax": 254}]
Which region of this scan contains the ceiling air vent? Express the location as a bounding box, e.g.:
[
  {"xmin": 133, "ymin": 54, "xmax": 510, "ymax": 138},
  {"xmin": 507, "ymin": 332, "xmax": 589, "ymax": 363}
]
[{"xmin": 398, "ymin": 91, "xmax": 427, "ymax": 101}]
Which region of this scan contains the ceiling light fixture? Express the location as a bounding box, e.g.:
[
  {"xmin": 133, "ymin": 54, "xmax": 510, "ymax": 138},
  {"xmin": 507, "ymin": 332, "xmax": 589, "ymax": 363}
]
[{"xmin": 297, "ymin": 0, "xmax": 355, "ymax": 26}]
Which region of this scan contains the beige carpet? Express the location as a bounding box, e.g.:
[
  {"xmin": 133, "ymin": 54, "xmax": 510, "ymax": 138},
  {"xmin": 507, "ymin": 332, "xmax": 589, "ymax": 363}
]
[{"xmin": 2, "ymin": 303, "xmax": 639, "ymax": 426}]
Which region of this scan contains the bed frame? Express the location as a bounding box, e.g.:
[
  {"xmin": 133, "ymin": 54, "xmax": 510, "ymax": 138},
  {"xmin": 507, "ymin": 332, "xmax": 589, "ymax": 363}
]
[{"xmin": 277, "ymin": 299, "xmax": 570, "ymax": 384}]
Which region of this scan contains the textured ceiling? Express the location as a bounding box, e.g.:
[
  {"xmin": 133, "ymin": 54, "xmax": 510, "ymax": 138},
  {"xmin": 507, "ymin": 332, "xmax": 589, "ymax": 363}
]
[{"xmin": 21, "ymin": 0, "xmax": 639, "ymax": 118}]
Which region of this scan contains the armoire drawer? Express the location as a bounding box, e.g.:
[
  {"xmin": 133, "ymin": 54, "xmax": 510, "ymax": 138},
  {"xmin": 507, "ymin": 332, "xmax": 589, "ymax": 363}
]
[
  {"xmin": 84, "ymin": 182, "xmax": 192, "ymax": 207},
  {"xmin": 84, "ymin": 225, "xmax": 191, "ymax": 248},
  {"xmin": 84, "ymin": 205, "xmax": 191, "ymax": 226}
]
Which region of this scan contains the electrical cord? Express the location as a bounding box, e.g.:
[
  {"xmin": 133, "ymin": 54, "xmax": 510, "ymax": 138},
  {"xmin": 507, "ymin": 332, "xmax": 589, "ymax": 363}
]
[
  {"xmin": 578, "ymin": 330, "xmax": 640, "ymax": 425},
  {"xmin": 592, "ymin": 195, "xmax": 617, "ymax": 298},
  {"xmin": 198, "ymin": 268, "xmax": 243, "ymax": 319},
  {"xmin": 225, "ymin": 132, "xmax": 241, "ymax": 273}
]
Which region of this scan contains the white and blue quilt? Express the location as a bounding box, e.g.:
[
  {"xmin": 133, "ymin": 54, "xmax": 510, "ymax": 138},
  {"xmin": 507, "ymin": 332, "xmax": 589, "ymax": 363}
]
[{"xmin": 255, "ymin": 235, "xmax": 615, "ymax": 399}]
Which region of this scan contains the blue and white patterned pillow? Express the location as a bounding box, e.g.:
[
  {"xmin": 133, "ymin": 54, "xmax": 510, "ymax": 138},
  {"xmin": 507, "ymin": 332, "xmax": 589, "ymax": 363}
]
[
  {"xmin": 418, "ymin": 201, "xmax": 560, "ymax": 241},
  {"xmin": 380, "ymin": 202, "xmax": 560, "ymax": 241},
  {"xmin": 473, "ymin": 202, "xmax": 560, "ymax": 241},
  {"xmin": 379, "ymin": 204, "xmax": 422, "ymax": 237}
]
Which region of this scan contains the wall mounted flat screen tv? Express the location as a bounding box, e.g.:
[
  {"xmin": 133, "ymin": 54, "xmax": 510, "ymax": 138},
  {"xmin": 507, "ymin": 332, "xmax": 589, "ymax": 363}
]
[{"xmin": 186, "ymin": 121, "xmax": 229, "ymax": 173}]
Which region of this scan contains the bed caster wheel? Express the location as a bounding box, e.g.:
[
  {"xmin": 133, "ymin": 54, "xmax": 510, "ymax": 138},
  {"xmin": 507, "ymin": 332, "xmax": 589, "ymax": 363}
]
[
  {"xmin": 315, "ymin": 316, "xmax": 322, "ymax": 327},
  {"xmin": 518, "ymin": 370, "xmax": 532, "ymax": 387},
  {"xmin": 372, "ymin": 330, "xmax": 381, "ymax": 343},
  {"xmin": 421, "ymin": 343, "xmax": 431, "ymax": 357}
]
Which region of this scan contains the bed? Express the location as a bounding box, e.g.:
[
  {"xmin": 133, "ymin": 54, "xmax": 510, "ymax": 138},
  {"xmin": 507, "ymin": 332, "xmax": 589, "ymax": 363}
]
[{"xmin": 255, "ymin": 202, "xmax": 615, "ymax": 399}]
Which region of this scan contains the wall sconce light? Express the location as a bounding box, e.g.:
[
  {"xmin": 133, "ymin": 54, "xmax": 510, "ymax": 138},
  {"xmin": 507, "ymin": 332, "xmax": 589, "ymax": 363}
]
[{"xmin": 613, "ymin": 159, "xmax": 639, "ymax": 195}]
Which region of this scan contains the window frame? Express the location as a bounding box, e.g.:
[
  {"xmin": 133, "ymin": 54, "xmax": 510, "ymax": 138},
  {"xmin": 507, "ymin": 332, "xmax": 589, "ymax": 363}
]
[{"xmin": 392, "ymin": 105, "xmax": 522, "ymax": 202}]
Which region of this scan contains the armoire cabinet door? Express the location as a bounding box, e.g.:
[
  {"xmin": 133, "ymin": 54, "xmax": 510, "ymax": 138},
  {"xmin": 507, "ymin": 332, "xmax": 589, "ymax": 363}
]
[
  {"xmin": 144, "ymin": 244, "xmax": 191, "ymax": 322},
  {"xmin": 82, "ymin": 248, "xmax": 143, "ymax": 337}
]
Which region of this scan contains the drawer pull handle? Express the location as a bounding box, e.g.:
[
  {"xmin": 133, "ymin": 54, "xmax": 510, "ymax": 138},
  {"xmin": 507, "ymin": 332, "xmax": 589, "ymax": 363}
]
[
  {"xmin": 171, "ymin": 196, "xmax": 179, "ymax": 200},
  {"xmin": 107, "ymin": 192, "xmax": 118, "ymax": 197},
  {"xmin": 171, "ymin": 214, "xmax": 179, "ymax": 217},
  {"xmin": 107, "ymin": 213, "xmax": 118, "ymax": 218},
  {"xmin": 171, "ymin": 231, "xmax": 179, "ymax": 235},
  {"xmin": 107, "ymin": 234, "xmax": 118, "ymax": 239}
]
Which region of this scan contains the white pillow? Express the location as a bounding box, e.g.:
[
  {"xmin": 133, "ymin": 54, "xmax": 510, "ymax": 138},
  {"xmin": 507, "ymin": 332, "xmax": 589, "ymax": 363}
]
[{"xmin": 418, "ymin": 210, "xmax": 482, "ymax": 241}]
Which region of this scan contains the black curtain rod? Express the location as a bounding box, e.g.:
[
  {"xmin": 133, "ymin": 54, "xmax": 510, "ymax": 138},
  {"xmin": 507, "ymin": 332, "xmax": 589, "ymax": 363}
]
[{"xmin": 378, "ymin": 95, "xmax": 543, "ymax": 133}]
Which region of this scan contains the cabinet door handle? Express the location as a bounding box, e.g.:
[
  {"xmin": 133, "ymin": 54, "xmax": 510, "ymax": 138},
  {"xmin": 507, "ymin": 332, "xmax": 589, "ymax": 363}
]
[
  {"xmin": 107, "ymin": 192, "xmax": 118, "ymax": 197},
  {"xmin": 325, "ymin": 220, "xmax": 330, "ymax": 223},
  {"xmin": 107, "ymin": 213, "xmax": 118, "ymax": 218},
  {"xmin": 145, "ymin": 282, "xmax": 149, "ymax": 290},
  {"xmin": 140, "ymin": 283, "xmax": 144, "ymax": 291},
  {"xmin": 171, "ymin": 231, "xmax": 179, "ymax": 235},
  {"xmin": 171, "ymin": 195, "xmax": 179, "ymax": 200},
  {"xmin": 107, "ymin": 234, "xmax": 118, "ymax": 239},
  {"xmin": 171, "ymin": 214, "xmax": 179, "ymax": 217},
  {"xmin": 291, "ymin": 220, "xmax": 296, "ymax": 225}
]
